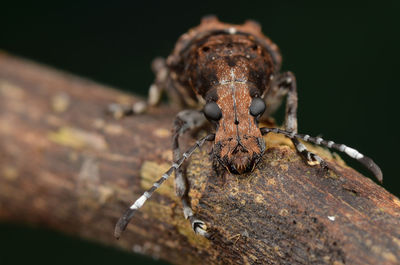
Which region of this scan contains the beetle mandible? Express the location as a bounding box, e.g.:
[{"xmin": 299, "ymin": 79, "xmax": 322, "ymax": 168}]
[{"xmin": 112, "ymin": 16, "xmax": 382, "ymax": 239}]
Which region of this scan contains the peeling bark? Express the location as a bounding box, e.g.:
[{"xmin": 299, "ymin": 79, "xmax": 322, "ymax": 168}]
[{"xmin": 0, "ymin": 52, "xmax": 399, "ymax": 265}]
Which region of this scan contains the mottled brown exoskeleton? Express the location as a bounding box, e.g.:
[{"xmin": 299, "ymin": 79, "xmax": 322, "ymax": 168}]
[{"xmin": 113, "ymin": 16, "xmax": 382, "ymax": 238}]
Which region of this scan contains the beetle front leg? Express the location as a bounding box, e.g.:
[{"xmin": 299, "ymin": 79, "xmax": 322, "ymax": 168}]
[
  {"xmin": 273, "ymin": 72, "xmax": 327, "ymax": 168},
  {"xmin": 172, "ymin": 110, "xmax": 210, "ymax": 237}
]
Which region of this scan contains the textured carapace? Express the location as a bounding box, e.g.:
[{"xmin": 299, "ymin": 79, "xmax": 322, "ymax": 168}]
[{"xmin": 167, "ymin": 16, "xmax": 280, "ymax": 174}]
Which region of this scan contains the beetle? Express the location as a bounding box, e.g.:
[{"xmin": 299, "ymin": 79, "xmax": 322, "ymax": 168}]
[{"xmin": 112, "ymin": 16, "xmax": 382, "ymax": 239}]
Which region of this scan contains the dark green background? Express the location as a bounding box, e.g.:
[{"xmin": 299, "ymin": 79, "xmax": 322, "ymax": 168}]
[{"xmin": 1, "ymin": 1, "xmax": 398, "ymax": 264}]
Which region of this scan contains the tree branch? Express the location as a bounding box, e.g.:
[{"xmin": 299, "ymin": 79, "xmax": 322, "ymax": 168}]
[{"xmin": 0, "ymin": 52, "xmax": 399, "ymax": 265}]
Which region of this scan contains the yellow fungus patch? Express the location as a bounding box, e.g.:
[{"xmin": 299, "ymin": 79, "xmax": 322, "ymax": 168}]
[
  {"xmin": 51, "ymin": 92, "xmax": 70, "ymax": 113},
  {"xmin": 0, "ymin": 80, "xmax": 24, "ymax": 99},
  {"xmin": 48, "ymin": 127, "xmax": 108, "ymax": 150},
  {"xmin": 104, "ymin": 124, "xmax": 123, "ymax": 135},
  {"xmin": 153, "ymin": 128, "xmax": 170, "ymax": 138},
  {"xmin": 382, "ymin": 251, "xmax": 397, "ymax": 263},
  {"xmin": 2, "ymin": 167, "xmax": 18, "ymax": 180}
]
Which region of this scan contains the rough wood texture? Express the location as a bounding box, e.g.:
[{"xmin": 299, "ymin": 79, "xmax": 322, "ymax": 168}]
[{"xmin": 0, "ymin": 52, "xmax": 399, "ymax": 265}]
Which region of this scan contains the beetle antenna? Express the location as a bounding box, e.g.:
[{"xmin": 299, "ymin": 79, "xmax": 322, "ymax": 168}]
[
  {"xmin": 114, "ymin": 133, "xmax": 215, "ymax": 239},
  {"xmin": 260, "ymin": 127, "xmax": 382, "ymax": 183}
]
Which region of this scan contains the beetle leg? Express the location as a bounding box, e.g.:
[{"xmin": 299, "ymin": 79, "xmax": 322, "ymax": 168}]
[
  {"xmin": 172, "ymin": 110, "xmax": 210, "ymax": 237},
  {"xmin": 270, "ymin": 71, "xmax": 327, "ymax": 168},
  {"xmin": 107, "ymin": 58, "xmax": 166, "ymax": 118},
  {"xmin": 114, "ymin": 131, "xmax": 214, "ymax": 239}
]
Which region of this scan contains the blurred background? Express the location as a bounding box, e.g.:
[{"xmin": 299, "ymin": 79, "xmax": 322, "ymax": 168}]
[{"xmin": 1, "ymin": 1, "xmax": 398, "ymax": 264}]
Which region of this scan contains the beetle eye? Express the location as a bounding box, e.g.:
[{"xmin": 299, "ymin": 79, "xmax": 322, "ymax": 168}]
[
  {"xmin": 203, "ymin": 102, "xmax": 222, "ymax": 121},
  {"xmin": 250, "ymin": 97, "xmax": 266, "ymax": 117}
]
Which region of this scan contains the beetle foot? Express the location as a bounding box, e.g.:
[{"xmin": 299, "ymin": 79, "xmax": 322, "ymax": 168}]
[{"xmin": 190, "ymin": 217, "xmax": 210, "ymax": 238}]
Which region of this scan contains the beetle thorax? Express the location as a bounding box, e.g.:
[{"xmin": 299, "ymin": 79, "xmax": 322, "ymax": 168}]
[{"xmin": 187, "ymin": 34, "xmax": 274, "ymax": 99}]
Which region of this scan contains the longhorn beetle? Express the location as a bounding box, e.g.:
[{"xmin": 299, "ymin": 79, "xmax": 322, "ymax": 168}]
[{"xmin": 112, "ymin": 16, "xmax": 382, "ymax": 239}]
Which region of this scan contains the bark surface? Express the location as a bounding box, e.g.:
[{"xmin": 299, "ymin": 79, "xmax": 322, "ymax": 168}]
[{"xmin": 0, "ymin": 52, "xmax": 399, "ymax": 265}]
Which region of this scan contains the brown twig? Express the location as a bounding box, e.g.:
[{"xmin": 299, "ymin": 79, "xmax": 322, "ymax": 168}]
[{"xmin": 0, "ymin": 52, "xmax": 399, "ymax": 265}]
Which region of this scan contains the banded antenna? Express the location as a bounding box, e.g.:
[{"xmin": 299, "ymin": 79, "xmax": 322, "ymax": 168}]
[
  {"xmin": 114, "ymin": 133, "xmax": 215, "ymax": 239},
  {"xmin": 260, "ymin": 127, "xmax": 383, "ymax": 182}
]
